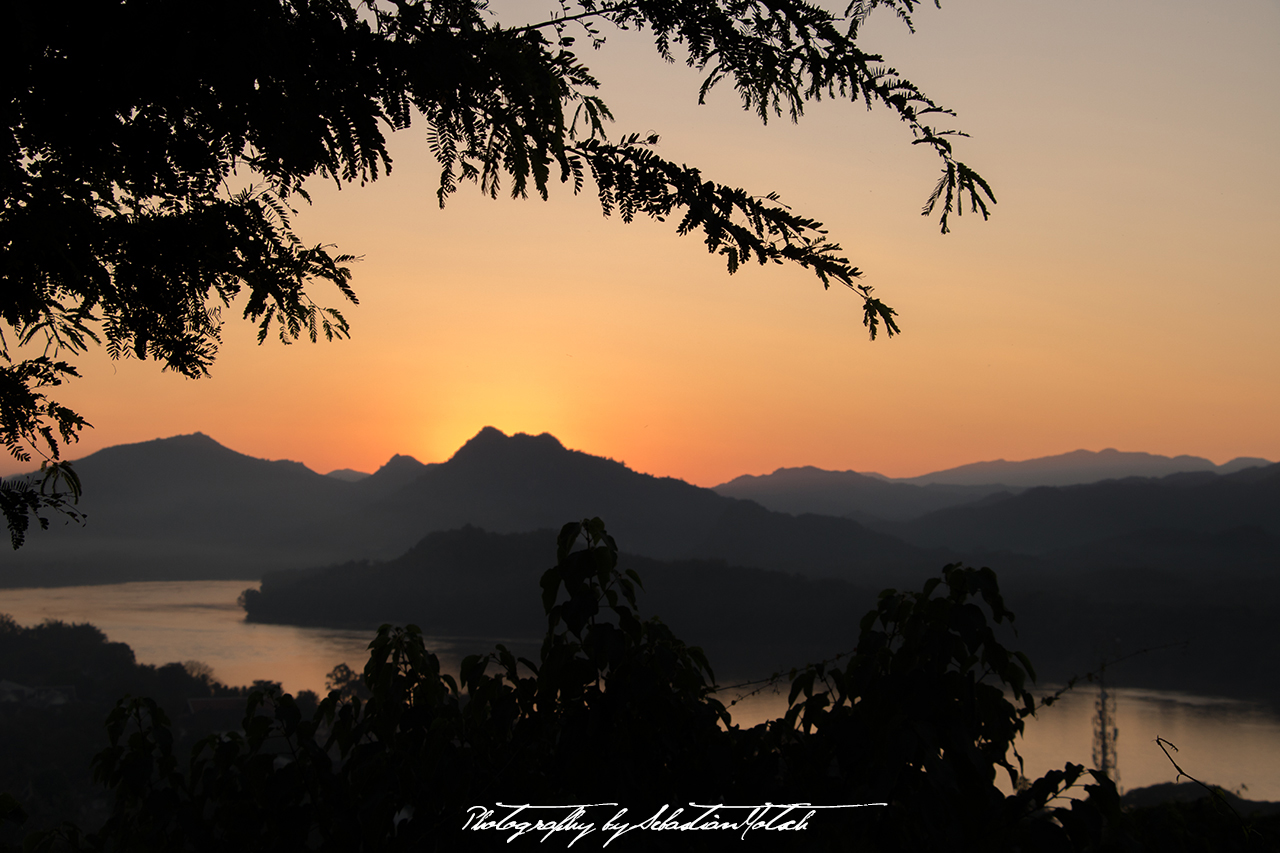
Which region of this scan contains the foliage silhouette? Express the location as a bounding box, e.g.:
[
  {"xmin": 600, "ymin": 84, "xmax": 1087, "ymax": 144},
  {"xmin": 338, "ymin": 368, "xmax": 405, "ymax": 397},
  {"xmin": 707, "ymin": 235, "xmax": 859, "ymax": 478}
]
[
  {"xmin": 2, "ymin": 0, "xmax": 995, "ymax": 545},
  {"xmin": 17, "ymin": 520, "xmax": 1240, "ymax": 852},
  {"xmin": 0, "ymin": 616, "xmax": 252, "ymax": 842}
]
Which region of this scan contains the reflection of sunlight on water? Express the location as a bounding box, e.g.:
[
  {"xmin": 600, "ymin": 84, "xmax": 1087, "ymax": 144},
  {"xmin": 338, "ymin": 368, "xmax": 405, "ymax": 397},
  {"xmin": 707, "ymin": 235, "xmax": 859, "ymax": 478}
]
[
  {"xmin": 712, "ymin": 679, "xmax": 1280, "ymax": 802},
  {"xmin": 0, "ymin": 581, "xmax": 539, "ymax": 697},
  {"xmin": 4, "ymin": 582, "xmax": 1279, "ymax": 801},
  {"xmin": 2, "ymin": 581, "xmax": 376, "ymax": 694},
  {"xmin": 717, "ymin": 683, "xmax": 791, "ymax": 730},
  {"xmin": 1012, "ymin": 684, "xmax": 1280, "ymax": 801}
]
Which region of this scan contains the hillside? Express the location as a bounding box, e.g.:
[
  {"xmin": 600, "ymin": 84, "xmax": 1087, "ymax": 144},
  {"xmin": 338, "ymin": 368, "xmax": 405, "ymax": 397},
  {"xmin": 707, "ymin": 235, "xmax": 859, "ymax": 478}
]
[
  {"xmin": 2, "ymin": 429, "xmax": 936, "ymax": 588},
  {"xmin": 240, "ymin": 525, "xmax": 880, "ymax": 679},
  {"xmin": 237, "ymin": 522, "xmax": 1280, "ymax": 704},
  {"xmin": 888, "ymin": 465, "xmax": 1280, "ymax": 555},
  {"xmin": 714, "ymin": 465, "xmax": 1014, "ymax": 522},
  {"xmin": 3, "ymin": 433, "xmax": 364, "ymax": 584}
]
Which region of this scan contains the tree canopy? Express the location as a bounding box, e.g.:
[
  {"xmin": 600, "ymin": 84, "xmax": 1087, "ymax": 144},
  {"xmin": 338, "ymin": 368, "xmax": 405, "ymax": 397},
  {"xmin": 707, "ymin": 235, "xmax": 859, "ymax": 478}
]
[{"xmin": 1, "ymin": 0, "xmax": 995, "ymax": 544}]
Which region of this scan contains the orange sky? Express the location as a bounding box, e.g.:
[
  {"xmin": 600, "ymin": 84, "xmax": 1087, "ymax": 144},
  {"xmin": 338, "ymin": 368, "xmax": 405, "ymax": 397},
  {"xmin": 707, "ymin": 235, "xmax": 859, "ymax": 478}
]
[{"xmin": 5, "ymin": 0, "xmax": 1278, "ymax": 486}]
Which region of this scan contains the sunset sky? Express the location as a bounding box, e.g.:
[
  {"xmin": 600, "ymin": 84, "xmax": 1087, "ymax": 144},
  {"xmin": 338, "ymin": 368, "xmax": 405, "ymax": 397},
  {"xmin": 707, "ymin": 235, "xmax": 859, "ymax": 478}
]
[{"xmin": 7, "ymin": 0, "xmax": 1278, "ymax": 487}]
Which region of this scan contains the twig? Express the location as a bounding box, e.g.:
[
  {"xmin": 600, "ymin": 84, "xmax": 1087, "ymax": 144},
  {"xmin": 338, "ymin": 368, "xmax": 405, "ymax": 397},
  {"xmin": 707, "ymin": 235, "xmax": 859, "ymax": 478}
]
[
  {"xmin": 716, "ymin": 649, "xmax": 857, "ymax": 709},
  {"xmin": 508, "ymin": 2, "xmax": 637, "ymax": 35},
  {"xmin": 1034, "ymin": 640, "xmax": 1189, "ymax": 712},
  {"xmin": 1155, "ymin": 736, "xmax": 1257, "ymax": 839}
]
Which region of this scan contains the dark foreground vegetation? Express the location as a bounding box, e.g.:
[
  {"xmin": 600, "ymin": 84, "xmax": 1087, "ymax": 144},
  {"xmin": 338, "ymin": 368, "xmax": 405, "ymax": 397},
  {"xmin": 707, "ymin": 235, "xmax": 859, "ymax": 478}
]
[
  {"xmin": 3, "ymin": 520, "xmax": 1279, "ymax": 851},
  {"xmin": 0, "ymin": 616, "xmax": 287, "ymax": 838}
]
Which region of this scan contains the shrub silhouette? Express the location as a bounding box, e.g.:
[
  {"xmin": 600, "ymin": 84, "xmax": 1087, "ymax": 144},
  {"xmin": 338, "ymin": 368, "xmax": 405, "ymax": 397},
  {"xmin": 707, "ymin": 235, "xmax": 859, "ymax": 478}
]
[{"xmin": 26, "ymin": 520, "xmax": 1157, "ymax": 851}]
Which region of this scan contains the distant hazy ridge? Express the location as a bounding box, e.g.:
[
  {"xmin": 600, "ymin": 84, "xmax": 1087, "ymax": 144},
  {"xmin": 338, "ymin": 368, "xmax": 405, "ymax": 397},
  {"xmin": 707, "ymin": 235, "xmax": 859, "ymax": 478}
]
[{"xmin": 713, "ymin": 447, "xmax": 1273, "ymax": 522}]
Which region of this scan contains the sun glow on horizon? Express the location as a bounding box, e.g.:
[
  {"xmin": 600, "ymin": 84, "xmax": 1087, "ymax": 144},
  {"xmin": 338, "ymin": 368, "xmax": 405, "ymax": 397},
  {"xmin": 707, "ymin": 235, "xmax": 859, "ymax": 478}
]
[{"xmin": 1, "ymin": 0, "xmax": 1275, "ymax": 489}]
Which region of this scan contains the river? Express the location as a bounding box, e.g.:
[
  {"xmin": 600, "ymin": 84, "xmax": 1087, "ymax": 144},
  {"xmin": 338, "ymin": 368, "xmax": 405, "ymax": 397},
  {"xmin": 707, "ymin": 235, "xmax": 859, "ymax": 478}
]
[{"xmin": 3, "ymin": 580, "xmax": 1278, "ymax": 801}]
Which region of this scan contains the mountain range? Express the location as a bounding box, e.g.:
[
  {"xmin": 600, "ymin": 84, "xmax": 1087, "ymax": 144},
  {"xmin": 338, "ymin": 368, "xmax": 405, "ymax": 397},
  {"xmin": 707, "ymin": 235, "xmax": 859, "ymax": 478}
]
[
  {"xmin": 714, "ymin": 448, "xmax": 1273, "ymax": 522},
  {"xmin": 5, "ymin": 431, "xmax": 1276, "ymax": 586},
  {"xmin": 875, "ymin": 448, "xmax": 1269, "ymax": 487},
  {"xmin": 1, "ymin": 429, "xmax": 930, "ymax": 588},
  {"xmin": 4, "ymin": 430, "xmax": 1277, "ymax": 701}
]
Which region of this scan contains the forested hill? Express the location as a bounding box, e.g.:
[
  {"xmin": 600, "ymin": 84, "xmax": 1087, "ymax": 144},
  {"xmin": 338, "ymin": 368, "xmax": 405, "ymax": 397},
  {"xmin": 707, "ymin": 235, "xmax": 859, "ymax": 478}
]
[
  {"xmin": 2, "ymin": 433, "xmax": 363, "ymax": 584},
  {"xmin": 2, "ymin": 430, "xmax": 935, "ymax": 588},
  {"xmin": 885, "ymin": 463, "xmax": 1280, "ymax": 557},
  {"xmin": 240, "ymin": 521, "xmax": 1280, "ymax": 704},
  {"xmin": 240, "ymin": 525, "xmax": 880, "ymax": 680},
  {"xmin": 714, "ymin": 466, "xmax": 1015, "ymax": 523},
  {"xmin": 357, "ymin": 427, "xmax": 934, "ymax": 585}
]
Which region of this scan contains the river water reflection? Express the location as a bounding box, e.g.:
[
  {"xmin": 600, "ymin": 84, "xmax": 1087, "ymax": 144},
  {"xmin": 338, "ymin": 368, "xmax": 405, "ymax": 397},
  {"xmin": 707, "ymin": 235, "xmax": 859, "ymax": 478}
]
[{"xmin": 4, "ymin": 580, "xmax": 1278, "ymax": 801}]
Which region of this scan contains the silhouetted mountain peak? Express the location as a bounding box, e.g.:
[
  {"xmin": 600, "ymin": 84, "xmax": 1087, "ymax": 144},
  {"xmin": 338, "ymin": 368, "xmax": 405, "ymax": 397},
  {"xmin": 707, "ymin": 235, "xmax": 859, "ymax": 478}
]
[
  {"xmin": 69, "ymin": 433, "xmax": 339, "ymax": 486},
  {"xmin": 376, "ymin": 454, "xmax": 426, "ymax": 472},
  {"xmin": 722, "ymin": 465, "xmax": 869, "ymax": 486},
  {"xmin": 901, "ymin": 448, "xmax": 1224, "ymax": 488},
  {"xmin": 714, "ymin": 464, "xmax": 1016, "ymax": 523},
  {"xmin": 449, "ymin": 427, "xmax": 570, "ymax": 466},
  {"xmin": 134, "ymin": 431, "xmax": 221, "ymax": 450},
  {"xmin": 362, "ymin": 453, "xmax": 431, "ymax": 491},
  {"xmin": 326, "ymin": 468, "xmax": 371, "ymax": 482},
  {"xmin": 78, "ymin": 432, "xmax": 247, "ymax": 469},
  {"xmin": 167, "ymin": 431, "xmax": 216, "ymax": 444},
  {"xmin": 467, "ymin": 425, "xmax": 509, "ymax": 445},
  {"xmin": 1220, "ymin": 457, "xmax": 1274, "ymax": 475}
]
